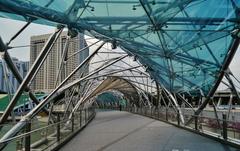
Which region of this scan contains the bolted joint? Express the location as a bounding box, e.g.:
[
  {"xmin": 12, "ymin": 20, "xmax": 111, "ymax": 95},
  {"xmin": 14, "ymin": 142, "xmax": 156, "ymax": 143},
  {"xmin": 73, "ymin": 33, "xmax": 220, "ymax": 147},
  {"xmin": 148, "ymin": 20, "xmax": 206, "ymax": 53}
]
[
  {"xmin": 223, "ymin": 68, "xmax": 231, "ymax": 74},
  {"xmin": 111, "ymin": 40, "xmax": 117, "ymax": 49},
  {"xmin": 68, "ymin": 28, "xmax": 78, "ymax": 38},
  {"xmin": 231, "ymin": 28, "xmax": 240, "ymax": 39},
  {"xmin": 56, "ymin": 24, "xmax": 65, "ymax": 30}
]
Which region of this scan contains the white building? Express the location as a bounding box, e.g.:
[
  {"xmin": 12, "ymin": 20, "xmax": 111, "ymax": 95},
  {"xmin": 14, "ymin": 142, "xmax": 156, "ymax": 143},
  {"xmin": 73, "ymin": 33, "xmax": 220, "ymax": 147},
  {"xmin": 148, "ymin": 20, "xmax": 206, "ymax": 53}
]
[{"xmin": 30, "ymin": 31, "xmax": 89, "ymax": 92}]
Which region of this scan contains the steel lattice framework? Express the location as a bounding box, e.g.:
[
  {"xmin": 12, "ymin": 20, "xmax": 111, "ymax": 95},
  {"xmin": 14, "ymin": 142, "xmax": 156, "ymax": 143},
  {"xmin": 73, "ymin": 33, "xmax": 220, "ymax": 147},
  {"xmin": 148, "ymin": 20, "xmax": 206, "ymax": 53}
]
[{"xmin": 0, "ymin": 0, "xmax": 239, "ymax": 150}]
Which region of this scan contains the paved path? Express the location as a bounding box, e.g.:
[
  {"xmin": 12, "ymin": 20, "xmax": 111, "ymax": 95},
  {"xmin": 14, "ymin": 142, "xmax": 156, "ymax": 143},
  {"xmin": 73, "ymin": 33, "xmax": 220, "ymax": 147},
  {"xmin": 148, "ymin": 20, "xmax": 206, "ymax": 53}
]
[{"xmin": 60, "ymin": 110, "xmax": 239, "ymax": 151}]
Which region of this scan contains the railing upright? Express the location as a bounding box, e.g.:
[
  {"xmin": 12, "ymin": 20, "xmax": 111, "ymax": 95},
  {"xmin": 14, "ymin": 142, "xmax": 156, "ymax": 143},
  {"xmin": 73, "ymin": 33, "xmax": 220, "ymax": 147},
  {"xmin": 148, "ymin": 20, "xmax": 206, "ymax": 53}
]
[
  {"xmin": 25, "ymin": 120, "xmax": 31, "ymax": 151},
  {"xmin": 194, "ymin": 113, "xmax": 198, "ymax": 131},
  {"xmin": 80, "ymin": 110, "xmax": 82, "ymax": 127},
  {"xmin": 177, "ymin": 111, "xmax": 180, "ymax": 126},
  {"xmin": 57, "ymin": 113, "xmax": 60, "ymax": 141},
  {"xmin": 72, "ymin": 113, "xmax": 74, "ymax": 132},
  {"xmin": 222, "ymin": 113, "xmax": 228, "ymax": 140}
]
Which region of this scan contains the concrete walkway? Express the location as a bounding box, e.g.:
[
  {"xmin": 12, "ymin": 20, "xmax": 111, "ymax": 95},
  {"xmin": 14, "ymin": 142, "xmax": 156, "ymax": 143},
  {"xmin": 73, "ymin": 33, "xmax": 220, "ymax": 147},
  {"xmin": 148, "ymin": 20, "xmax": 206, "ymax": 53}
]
[{"xmin": 60, "ymin": 110, "xmax": 239, "ymax": 151}]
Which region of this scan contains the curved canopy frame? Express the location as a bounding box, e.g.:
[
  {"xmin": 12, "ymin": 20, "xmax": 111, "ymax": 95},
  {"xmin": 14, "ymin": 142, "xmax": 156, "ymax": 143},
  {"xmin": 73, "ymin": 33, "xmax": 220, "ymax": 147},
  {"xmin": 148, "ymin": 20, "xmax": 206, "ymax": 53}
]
[
  {"xmin": 78, "ymin": 77, "xmax": 141, "ymax": 106},
  {"xmin": 0, "ymin": 0, "xmax": 240, "ymax": 149},
  {"xmin": 0, "ymin": 0, "xmax": 239, "ymax": 96}
]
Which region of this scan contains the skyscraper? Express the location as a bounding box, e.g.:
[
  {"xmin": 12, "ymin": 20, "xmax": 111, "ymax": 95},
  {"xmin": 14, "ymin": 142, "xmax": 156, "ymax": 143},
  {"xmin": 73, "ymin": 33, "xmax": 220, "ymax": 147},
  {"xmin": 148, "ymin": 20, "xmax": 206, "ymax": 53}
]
[
  {"xmin": 0, "ymin": 58, "xmax": 29, "ymax": 94},
  {"xmin": 30, "ymin": 31, "xmax": 89, "ymax": 92}
]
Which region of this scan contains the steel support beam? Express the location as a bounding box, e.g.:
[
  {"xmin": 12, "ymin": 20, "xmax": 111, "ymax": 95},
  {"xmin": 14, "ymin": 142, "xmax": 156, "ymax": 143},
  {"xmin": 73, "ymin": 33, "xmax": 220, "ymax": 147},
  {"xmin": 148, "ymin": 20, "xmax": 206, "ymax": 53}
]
[
  {"xmin": 163, "ymin": 87, "xmax": 185, "ymax": 124},
  {"xmin": 2, "ymin": 49, "xmax": 48, "ymax": 114},
  {"xmin": 186, "ymin": 29, "xmax": 240, "ymax": 125},
  {"xmin": 225, "ymin": 72, "xmax": 240, "ymax": 104},
  {"xmin": 86, "ymin": 65, "xmax": 141, "ymax": 80},
  {"xmin": 0, "ymin": 42, "xmax": 105, "ymax": 150},
  {"xmin": 63, "ymin": 88, "xmax": 77, "ymax": 119},
  {"xmin": 66, "ymin": 40, "xmax": 101, "ymax": 61},
  {"xmin": 6, "ymin": 22, "xmax": 31, "ymax": 46},
  {"xmin": 56, "ymin": 55, "xmax": 128, "ymax": 93},
  {"xmin": 67, "ymin": 55, "xmax": 129, "ymax": 118},
  {"xmin": 0, "ymin": 28, "xmax": 63, "ymax": 125},
  {"xmin": 54, "ymin": 35, "xmax": 71, "ymax": 87},
  {"xmin": 176, "ymin": 93, "xmax": 195, "ymax": 112}
]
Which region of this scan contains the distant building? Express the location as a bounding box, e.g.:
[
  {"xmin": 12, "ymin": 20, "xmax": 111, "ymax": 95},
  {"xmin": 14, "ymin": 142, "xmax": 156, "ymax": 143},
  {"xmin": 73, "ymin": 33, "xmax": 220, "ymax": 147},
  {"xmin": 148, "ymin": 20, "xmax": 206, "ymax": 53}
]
[
  {"xmin": 0, "ymin": 58, "xmax": 29, "ymax": 94},
  {"xmin": 30, "ymin": 31, "xmax": 89, "ymax": 92}
]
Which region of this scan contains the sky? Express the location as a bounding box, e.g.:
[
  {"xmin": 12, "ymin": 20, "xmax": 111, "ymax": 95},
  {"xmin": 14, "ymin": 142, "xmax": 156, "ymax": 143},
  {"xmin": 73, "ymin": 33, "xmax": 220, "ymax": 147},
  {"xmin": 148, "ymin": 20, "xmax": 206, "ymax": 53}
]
[
  {"xmin": 0, "ymin": 18, "xmax": 54, "ymax": 61},
  {"xmin": 0, "ymin": 18, "xmax": 240, "ymax": 90}
]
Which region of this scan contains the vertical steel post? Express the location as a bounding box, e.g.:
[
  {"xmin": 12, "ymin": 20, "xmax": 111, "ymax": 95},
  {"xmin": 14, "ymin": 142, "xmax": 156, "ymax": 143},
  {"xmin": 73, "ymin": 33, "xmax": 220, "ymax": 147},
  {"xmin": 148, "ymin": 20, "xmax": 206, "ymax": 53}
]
[
  {"xmin": 72, "ymin": 112, "xmax": 74, "ymax": 132},
  {"xmin": 87, "ymin": 108, "xmax": 89, "ymax": 119},
  {"xmin": 150, "ymin": 107, "xmax": 152, "ymax": 117},
  {"xmin": 57, "ymin": 113, "xmax": 60, "ymax": 142},
  {"xmin": 166, "ymin": 108, "xmax": 168, "ymax": 121},
  {"xmin": 177, "ymin": 110, "xmax": 180, "ymax": 126},
  {"xmin": 222, "ymin": 113, "xmax": 228, "ymax": 140},
  {"xmin": 25, "ymin": 120, "xmax": 31, "ymax": 151},
  {"xmin": 85, "ymin": 108, "xmax": 87, "ymax": 124},
  {"xmin": 80, "ymin": 110, "xmax": 82, "ymax": 127},
  {"xmin": 194, "ymin": 113, "xmax": 198, "ymax": 131}
]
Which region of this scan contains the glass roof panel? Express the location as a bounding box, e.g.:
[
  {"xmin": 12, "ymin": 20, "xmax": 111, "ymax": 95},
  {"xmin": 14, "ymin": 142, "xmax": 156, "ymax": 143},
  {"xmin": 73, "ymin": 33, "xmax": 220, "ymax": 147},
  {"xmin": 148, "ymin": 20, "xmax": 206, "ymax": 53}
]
[{"xmin": 0, "ymin": 0, "xmax": 239, "ymax": 95}]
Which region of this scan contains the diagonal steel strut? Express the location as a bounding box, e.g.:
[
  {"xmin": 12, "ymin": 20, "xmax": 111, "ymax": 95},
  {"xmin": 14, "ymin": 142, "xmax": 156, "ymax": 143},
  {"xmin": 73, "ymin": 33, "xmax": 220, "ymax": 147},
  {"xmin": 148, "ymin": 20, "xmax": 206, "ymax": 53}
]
[
  {"xmin": 0, "ymin": 41, "xmax": 105, "ymax": 150},
  {"xmin": 2, "ymin": 49, "xmax": 49, "ymax": 115},
  {"xmin": 0, "ymin": 27, "xmax": 63, "ymax": 126},
  {"xmin": 185, "ymin": 29, "xmax": 240, "ymax": 125}
]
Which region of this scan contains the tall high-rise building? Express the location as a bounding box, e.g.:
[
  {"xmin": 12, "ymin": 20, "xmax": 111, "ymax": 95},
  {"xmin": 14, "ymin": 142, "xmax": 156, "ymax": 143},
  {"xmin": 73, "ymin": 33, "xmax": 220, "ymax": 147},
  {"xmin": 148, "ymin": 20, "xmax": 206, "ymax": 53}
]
[
  {"xmin": 30, "ymin": 31, "xmax": 89, "ymax": 92},
  {"xmin": 0, "ymin": 58, "xmax": 29, "ymax": 94}
]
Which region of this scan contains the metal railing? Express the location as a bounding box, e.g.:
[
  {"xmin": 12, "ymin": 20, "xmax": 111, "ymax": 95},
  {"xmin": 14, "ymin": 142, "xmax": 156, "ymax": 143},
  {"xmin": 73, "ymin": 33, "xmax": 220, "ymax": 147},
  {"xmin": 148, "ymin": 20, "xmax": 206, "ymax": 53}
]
[
  {"xmin": 106, "ymin": 106, "xmax": 240, "ymax": 148},
  {"xmin": 0, "ymin": 107, "xmax": 96, "ymax": 151}
]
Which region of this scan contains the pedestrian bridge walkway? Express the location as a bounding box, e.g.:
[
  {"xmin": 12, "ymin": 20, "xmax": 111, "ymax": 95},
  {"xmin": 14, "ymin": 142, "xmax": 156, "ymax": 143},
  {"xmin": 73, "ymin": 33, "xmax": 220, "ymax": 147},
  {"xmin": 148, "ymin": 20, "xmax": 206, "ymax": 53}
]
[{"xmin": 60, "ymin": 110, "xmax": 238, "ymax": 151}]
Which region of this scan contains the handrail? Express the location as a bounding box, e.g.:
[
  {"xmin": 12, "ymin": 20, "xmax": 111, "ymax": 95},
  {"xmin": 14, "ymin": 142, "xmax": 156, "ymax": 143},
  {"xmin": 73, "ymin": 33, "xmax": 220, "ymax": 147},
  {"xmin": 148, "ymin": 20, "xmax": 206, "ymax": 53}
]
[
  {"xmin": 103, "ymin": 106, "xmax": 240, "ymax": 148},
  {"xmin": 0, "ymin": 107, "xmax": 96, "ymax": 150},
  {"xmin": 0, "ymin": 118, "xmax": 68, "ymax": 144}
]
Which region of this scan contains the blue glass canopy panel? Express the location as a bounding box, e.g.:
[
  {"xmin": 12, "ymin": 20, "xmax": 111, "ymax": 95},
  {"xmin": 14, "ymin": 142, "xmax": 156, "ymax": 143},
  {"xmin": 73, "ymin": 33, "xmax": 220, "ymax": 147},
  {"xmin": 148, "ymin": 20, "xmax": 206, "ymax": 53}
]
[{"xmin": 0, "ymin": 0, "xmax": 239, "ymax": 96}]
